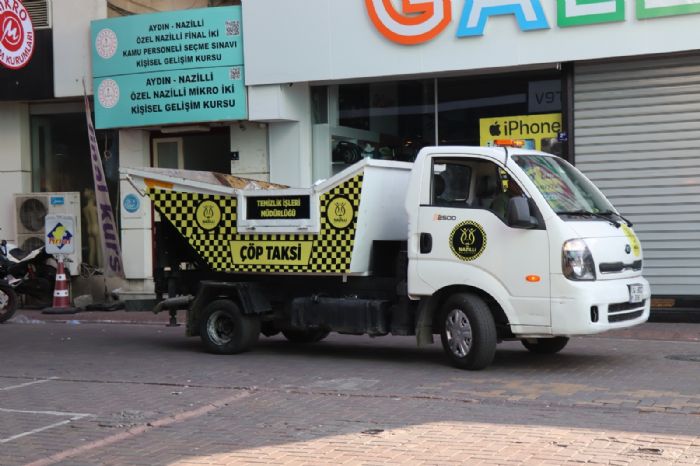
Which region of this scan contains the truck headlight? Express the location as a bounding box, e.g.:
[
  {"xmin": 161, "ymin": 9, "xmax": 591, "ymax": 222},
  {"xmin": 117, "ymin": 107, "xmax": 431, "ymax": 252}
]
[{"xmin": 562, "ymin": 239, "xmax": 596, "ymax": 281}]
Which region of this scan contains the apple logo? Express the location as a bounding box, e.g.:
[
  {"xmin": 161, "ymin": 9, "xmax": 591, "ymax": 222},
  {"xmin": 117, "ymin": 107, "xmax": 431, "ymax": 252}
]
[{"xmin": 489, "ymin": 122, "xmax": 501, "ymax": 136}]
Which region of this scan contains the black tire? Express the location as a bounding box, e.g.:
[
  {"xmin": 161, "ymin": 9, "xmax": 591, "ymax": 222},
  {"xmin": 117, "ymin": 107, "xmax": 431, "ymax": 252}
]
[
  {"xmin": 282, "ymin": 328, "xmax": 330, "ymax": 344},
  {"xmin": 17, "ymin": 278, "xmax": 52, "ymax": 303},
  {"xmin": 0, "ymin": 282, "xmax": 18, "ymax": 324},
  {"xmin": 439, "ymin": 293, "xmax": 497, "ymax": 370},
  {"xmin": 521, "ymin": 337, "xmax": 569, "ymax": 354},
  {"xmin": 199, "ymin": 299, "xmax": 260, "ymax": 354},
  {"xmin": 342, "ymin": 146, "xmax": 360, "ymax": 165}
]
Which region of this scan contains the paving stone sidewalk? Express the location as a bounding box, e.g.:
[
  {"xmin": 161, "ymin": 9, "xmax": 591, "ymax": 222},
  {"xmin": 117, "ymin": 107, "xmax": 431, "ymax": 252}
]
[{"xmin": 2, "ymin": 313, "xmax": 699, "ymax": 465}]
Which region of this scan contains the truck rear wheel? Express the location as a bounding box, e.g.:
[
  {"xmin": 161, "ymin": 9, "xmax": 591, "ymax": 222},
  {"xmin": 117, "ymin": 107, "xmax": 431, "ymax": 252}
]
[
  {"xmin": 521, "ymin": 337, "xmax": 569, "ymax": 354},
  {"xmin": 439, "ymin": 293, "xmax": 497, "ymax": 370},
  {"xmin": 199, "ymin": 299, "xmax": 260, "ymax": 354},
  {"xmin": 282, "ymin": 328, "xmax": 330, "ymax": 344}
]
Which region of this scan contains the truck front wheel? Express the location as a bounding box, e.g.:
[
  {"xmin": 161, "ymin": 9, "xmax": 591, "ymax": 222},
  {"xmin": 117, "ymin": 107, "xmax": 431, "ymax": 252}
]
[
  {"xmin": 199, "ymin": 300, "xmax": 260, "ymax": 354},
  {"xmin": 521, "ymin": 337, "xmax": 569, "ymax": 354},
  {"xmin": 439, "ymin": 293, "xmax": 497, "ymax": 370}
]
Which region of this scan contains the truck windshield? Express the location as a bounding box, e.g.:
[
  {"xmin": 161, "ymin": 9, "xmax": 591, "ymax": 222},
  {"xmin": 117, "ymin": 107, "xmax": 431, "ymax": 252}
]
[{"xmin": 512, "ymin": 154, "xmax": 614, "ymax": 215}]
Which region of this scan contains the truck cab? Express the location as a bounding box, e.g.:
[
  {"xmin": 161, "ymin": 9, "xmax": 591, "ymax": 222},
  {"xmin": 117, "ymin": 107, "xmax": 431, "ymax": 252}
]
[{"xmin": 406, "ymin": 146, "xmax": 650, "ymax": 368}]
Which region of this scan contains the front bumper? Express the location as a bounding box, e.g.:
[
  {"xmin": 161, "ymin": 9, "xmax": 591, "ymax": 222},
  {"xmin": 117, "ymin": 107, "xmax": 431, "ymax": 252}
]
[{"xmin": 549, "ymin": 274, "xmax": 651, "ymax": 335}]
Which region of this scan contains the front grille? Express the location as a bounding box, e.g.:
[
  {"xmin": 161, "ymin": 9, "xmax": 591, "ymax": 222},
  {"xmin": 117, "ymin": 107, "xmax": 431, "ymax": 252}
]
[
  {"xmin": 609, "ymin": 300, "xmax": 645, "ymax": 313},
  {"xmin": 609, "ymin": 310, "xmax": 644, "ymax": 323},
  {"xmin": 599, "ymin": 260, "xmax": 642, "ymax": 274},
  {"xmin": 608, "ymin": 300, "xmax": 645, "ymax": 323}
]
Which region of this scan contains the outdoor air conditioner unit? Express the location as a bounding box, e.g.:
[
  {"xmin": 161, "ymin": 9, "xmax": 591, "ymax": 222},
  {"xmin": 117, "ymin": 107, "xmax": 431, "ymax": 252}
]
[{"xmin": 14, "ymin": 192, "xmax": 82, "ymax": 276}]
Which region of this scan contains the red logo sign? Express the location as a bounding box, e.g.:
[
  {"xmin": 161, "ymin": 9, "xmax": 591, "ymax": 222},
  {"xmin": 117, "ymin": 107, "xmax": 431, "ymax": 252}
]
[{"xmin": 0, "ymin": 1, "xmax": 35, "ymax": 70}]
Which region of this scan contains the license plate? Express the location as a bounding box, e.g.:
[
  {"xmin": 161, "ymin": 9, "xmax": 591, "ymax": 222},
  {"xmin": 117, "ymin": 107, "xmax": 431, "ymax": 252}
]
[{"xmin": 629, "ymin": 284, "xmax": 644, "ymax": 303}]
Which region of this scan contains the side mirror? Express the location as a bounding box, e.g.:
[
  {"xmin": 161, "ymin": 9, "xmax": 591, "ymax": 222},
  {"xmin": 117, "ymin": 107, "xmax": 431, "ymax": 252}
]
[{"xmin": 507, "ymin": 196, "xmax": 538, "ymax": 229}]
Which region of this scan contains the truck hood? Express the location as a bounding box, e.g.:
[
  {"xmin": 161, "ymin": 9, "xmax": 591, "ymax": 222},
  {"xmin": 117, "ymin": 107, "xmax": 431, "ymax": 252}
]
[{"xmin": 565, "ymin": 220, "xmax": 643, "ymax": 280}]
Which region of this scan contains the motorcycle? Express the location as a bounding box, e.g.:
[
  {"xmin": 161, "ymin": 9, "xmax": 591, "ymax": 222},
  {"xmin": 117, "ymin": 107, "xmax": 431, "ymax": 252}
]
[{"xmin": 0, "ymin": 240, "xmax": 57, "ymax": 323}]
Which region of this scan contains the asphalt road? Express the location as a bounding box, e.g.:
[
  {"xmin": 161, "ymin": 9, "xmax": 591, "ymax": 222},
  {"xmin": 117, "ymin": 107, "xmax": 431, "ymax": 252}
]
[{"xmin": 1, "ymin": 318, "xmax": 699, "ymax": 465}]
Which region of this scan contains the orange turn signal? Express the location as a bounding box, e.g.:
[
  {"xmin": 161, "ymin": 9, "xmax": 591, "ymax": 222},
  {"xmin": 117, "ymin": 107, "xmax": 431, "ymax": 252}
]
[{"xmin": 526, "ymin": 275, "xmax": 541, "ymax": 283}]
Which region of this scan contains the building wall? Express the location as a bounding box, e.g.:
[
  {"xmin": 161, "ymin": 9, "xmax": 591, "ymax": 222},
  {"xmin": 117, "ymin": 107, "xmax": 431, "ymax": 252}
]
[
  {"xmin": 53, "ymin": 0, "xmax": 108, "ymax": 97},
  {"xmin": 0, "ymin": 103, "xmax": 32, "ymax": 242},
  {"xmin": 248, "ymin": 83, "xmax": 312, "ymax": 187},
  {"xmin": 242, "ymin": 0, "xmax": 700, "ymax": 86},
  {"xmin": 107, "ymin": 0, "xmax": 238, "ymax": 17}
]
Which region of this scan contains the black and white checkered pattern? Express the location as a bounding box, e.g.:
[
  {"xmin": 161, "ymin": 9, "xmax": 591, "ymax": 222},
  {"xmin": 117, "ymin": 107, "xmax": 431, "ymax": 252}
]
[
  {"xmin": 149, "ymin": 189, "xmax": 236, "ymax": 271},
  {"xmin": 148, "ymin": 173, "xmax": 364, "ymax": 274},
  {"xmin": 310, "ymin": 174, "xmax": 363, "ymax": 273}
]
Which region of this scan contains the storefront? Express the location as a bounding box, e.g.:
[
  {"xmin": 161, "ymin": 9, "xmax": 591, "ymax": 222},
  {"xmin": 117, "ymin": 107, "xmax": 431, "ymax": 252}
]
[
  {"xmin": 2, "ymin": 1, "xmax": 262, "ymax": 303},
  {"xmin": 0, "ymin": 0, "xmax": 115, "ymax": 277},
  {"xmin": 90, "ymin": 3, "xmax": 269, "ymax": 300},
  {"xmin": 241, "ymin": 0, "xmax": 700, "ymax": 312}
]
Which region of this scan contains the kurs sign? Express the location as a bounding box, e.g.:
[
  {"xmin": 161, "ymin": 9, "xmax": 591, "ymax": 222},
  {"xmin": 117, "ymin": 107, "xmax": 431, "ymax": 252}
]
[
  {"xmin": 0, "ymin": 0, "xmax": 34, "ymax": 69},
  {"xmin": 365, "ymin": 0, "xmax": 700, "ymax": 45}
]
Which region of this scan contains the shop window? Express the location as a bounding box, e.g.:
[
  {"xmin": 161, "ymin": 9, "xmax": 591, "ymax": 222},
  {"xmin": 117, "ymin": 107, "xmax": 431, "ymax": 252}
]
[
  {"xmin": 153, "ymin": 138, "xmax": 184, "ymax": 169},
  {"xmin": 314, "ymin": 71, "xmax": 566, "ymax": 180},
  {"xmin": 30, "ymin": 113, "xmax": 119, "ymax": 268},
  {"xmin": 313, "ymin": 79, "xmax": 436, "ymax": 180},
  {"xmin": 438, "ymin": 72, "xmax": 563, "ymax": 156},
  {"xmin": 337, "ymin": 80, "xmax": 435, "ymax": 163},
  {"xmin": 311, "ymin": 86, "xmax": 328, "ymax": 125},
  {"xmin": 151, "ymin": 127, "xmax": 231, "ymax": 173}
]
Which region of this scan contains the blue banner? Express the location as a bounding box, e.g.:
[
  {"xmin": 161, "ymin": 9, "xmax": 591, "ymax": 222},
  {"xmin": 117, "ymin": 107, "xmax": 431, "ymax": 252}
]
[
  {"xmin": 94, "ymin": 65, "xmax": 246, "ymax": 128},
  {"xmin": 91, "ymin": 6, "xmax": 246, "ymax": 128},
  {"xmin": 92, "ymin": 6, "xmax": 242, "ymax": 76}
]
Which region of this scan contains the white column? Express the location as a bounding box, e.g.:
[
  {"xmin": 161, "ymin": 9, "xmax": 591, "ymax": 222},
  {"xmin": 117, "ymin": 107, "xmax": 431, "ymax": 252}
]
[
  {"xmin": 0, "ymin": 102, "xmax": 31, "ymax": 242},
  {"xmin": 118, "ymin": 129, "xmax": 155, "ymax": 294},
  {"xmin": 248, "ymin": 83, "xmax": 312, "ymax": 188}
]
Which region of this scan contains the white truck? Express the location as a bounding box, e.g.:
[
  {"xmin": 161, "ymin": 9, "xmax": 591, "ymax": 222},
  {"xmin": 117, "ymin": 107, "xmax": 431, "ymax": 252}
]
[{"xmin": 123, "ymin": 145, "xmax": 650, "ymax": 370}]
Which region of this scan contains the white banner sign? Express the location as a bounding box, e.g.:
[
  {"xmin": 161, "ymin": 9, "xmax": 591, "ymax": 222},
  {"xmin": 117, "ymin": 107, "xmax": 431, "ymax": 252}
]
[{"xmin": 84, "ymin": 86, "xmax": 124, "ymax": 277}]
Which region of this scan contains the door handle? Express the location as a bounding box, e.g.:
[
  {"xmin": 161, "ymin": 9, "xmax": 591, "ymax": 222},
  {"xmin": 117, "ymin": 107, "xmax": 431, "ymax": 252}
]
[{"xmin": 420, "ymin": 233, "xmax": 432, "ymax": 254}]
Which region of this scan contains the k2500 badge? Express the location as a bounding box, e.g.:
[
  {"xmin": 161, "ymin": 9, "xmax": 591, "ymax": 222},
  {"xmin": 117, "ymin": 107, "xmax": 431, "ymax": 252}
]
[{"xmin": 449, "ymin": 221, "xmax": 487, "ymax": 261}]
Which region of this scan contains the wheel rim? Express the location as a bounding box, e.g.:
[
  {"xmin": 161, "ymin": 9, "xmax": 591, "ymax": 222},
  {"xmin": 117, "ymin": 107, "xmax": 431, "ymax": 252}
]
[
  {"xmin": 206, "ymin": 310, "xmax": 235, "ymax": 346},
  {"xmin": 445, "ymin": 308, "xmax": 472, "ymax": 358}
]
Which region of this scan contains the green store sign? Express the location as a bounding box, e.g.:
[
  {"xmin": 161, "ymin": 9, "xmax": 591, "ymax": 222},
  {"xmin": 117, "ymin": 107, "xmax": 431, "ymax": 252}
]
[
  {"xmin": 558, "ymin": 0, "xmax": 700, "ymax": 27},
  {"xmin": 91, "ymin": 6, "xmax": 246, "ymax": 129}
]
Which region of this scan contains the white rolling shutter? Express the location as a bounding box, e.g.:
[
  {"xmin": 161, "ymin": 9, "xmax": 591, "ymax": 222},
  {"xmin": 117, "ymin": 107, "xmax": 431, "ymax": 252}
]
[{"xmin": 574, "ymin": 54, "xmax": 700, "ymax": 297}]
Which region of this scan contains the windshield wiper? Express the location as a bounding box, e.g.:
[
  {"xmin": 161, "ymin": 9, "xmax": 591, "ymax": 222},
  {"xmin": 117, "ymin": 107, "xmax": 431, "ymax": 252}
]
[
  {"xmin": 557, "ymin": 210, "xmax": 620, "ymax": 228},
  {"xmin": 598, "ymin": 210, "xmax": 633, "ymax": 227}
]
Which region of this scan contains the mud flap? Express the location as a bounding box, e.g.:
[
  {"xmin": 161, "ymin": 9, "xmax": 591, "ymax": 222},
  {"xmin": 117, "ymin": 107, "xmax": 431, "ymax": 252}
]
[{"xmin": 415, "ymin": 298, "xmax": 435, "ymax": 347}]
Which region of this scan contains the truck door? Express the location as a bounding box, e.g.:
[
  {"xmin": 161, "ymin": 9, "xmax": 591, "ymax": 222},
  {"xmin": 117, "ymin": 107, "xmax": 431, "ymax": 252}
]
[{"xmin": 414, "ymin": 156, "xmax": 551, "ymax": 327}]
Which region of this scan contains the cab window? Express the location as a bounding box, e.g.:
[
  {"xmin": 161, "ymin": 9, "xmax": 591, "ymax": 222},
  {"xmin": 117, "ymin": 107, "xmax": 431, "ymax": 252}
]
[
  {"xmin": 473, "ymin": 163, "xmax": 523, "ymax": 221},
  {"xmin": 431, "ymin": 161, "xmax": 471, "ymax": 207}
]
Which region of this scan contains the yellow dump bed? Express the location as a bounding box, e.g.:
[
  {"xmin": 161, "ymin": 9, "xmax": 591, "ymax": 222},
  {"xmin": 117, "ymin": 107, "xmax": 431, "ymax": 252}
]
[{"xmin": 122, "ymin": 159, "xmax": 412, "ymax": 275}]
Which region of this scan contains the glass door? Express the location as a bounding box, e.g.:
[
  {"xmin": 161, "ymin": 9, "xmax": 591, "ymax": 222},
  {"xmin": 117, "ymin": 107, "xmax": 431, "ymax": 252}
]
[{"xmin": 152, "ymin": 138, "xmax": 184, "ymax": 169}]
